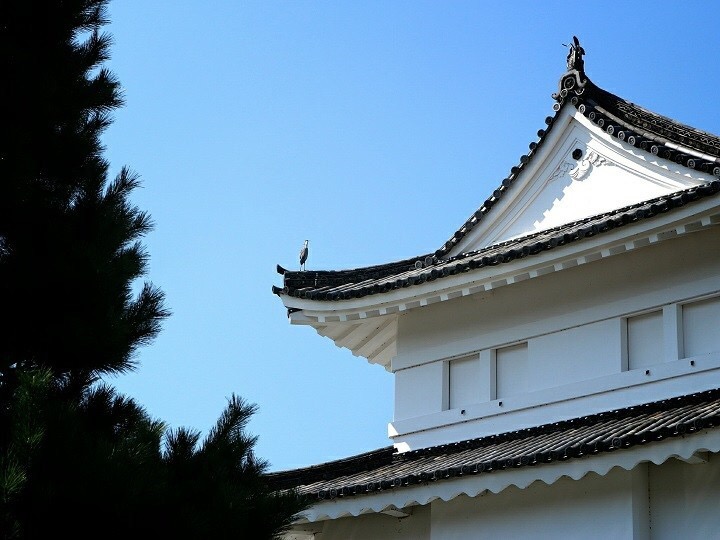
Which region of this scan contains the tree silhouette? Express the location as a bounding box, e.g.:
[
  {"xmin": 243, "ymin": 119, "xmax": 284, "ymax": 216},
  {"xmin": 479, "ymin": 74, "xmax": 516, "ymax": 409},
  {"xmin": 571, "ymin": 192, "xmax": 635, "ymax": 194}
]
[{"xmin": 0, "ymin": 2, "xmax": 307, "ymax": 537}]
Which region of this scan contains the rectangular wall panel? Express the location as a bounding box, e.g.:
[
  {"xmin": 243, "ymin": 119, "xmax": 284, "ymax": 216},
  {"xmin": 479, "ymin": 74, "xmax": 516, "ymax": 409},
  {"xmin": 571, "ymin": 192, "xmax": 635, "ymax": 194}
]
[
  {"xmin": 627, "ymin": 311, "xmax": 663, "ymax": 370},
  {"xmin": 496, "ymin": 343, "xmax": 528, "ymax": 398},
  {"xmin": 683, "ymin": 296, "xmax": 720, "ymax": 358},
  {"xmin": 449, "ymin": 355, "xmax": 481, "ymax": 409}
]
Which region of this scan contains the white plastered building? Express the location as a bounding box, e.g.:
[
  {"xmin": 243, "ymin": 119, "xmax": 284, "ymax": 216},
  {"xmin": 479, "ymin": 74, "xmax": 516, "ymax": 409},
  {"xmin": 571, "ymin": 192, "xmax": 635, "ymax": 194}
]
[{"xmin": 270, "ymin": 39, "xmax": 720, "ymax": 540}]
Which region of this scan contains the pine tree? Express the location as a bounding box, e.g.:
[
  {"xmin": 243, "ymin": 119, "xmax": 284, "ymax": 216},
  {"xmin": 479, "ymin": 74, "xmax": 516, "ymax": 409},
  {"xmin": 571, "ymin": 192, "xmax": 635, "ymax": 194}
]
[
  {"xmin": 0, "ymin": 2, "xmax": 307, "ymax": 537},
  {"xmin": 160, "ymin": 396, "xmax": 307, "ymax": 538},
  {"xmin": 0, "ymin": 0, "xmax": 166, "ymax": 382}
]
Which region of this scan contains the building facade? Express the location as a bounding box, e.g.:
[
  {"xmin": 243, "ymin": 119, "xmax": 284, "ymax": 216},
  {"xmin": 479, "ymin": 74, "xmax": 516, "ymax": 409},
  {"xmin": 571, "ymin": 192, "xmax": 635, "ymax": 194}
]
[{"xmin": 270, "ymin": 39, "xmax": 720, "ymax": 539}]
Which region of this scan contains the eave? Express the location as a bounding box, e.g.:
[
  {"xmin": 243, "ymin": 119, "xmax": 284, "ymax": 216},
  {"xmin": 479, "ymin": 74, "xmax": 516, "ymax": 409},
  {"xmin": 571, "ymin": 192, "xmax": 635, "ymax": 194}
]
[
  {"xmin": 277, "ymin": 188, "xmax": 720, "ymax": 369},
  {"xmin": 290, "ymin": 431, "xmax": 720, "ymax": 523},
  {"xmin": 268, "ymin": 388, "xmax": 720, "ymax": 523},
  {"xmin": 273, "ymin": 42, "xmax": 720, "ymax": 369}
]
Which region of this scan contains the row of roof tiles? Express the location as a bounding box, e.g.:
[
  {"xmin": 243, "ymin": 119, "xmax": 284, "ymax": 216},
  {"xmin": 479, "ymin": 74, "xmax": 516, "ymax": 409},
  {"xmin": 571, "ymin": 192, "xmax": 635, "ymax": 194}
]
[
  {"xmin": 274, "ymin": 180, "xmax": 720, "ymax": 301},
  {"xmin": 267, "ymin": 388, "xmax": 720, "ymax": 500}
]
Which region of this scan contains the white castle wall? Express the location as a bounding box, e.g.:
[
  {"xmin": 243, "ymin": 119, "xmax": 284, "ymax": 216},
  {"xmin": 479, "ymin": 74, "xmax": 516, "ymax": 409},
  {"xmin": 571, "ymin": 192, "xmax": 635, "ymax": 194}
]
[{"xmin": 392, "ymin": 227, "xmax": 720, "ymax": 449}]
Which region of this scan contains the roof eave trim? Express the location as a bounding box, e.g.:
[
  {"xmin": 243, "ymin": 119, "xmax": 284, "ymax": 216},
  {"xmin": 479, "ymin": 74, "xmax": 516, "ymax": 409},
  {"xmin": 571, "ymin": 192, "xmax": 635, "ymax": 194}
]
[
  {"xmin": 294, "ymin": 428, "xmax": 720, "ymax": 523},
  {"xmin": 281, "ymin": 199, "xmax": 720, "ymax": 322}
]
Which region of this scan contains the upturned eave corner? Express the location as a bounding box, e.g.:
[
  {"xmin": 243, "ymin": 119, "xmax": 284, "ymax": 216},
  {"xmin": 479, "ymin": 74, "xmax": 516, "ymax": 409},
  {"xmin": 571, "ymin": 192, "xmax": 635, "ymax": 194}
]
[
  {"xmin": 270, "ymin": 196, "xmax": 720, "ymax": 373},
  {"xmin": 277, "ymin": 191, "xmax": 720, "ymax": 318}
]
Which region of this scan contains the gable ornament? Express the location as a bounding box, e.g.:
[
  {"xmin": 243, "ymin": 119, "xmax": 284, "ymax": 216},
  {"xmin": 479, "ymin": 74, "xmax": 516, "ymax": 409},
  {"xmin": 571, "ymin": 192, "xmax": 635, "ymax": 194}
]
[
  {"xmin": 571, "ymin": 150, "xmax": 611, "ymax": 181},
  {"xmin": 552, "ymin": 36, "xmax": 588, "ymax": 105}
]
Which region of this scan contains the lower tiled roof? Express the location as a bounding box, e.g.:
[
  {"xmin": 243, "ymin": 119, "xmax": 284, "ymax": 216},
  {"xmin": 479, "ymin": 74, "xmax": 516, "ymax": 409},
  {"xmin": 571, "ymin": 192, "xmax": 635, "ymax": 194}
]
[{"xmin": 267, "ymin": 388, "xmax": 720, "ymax": 500}]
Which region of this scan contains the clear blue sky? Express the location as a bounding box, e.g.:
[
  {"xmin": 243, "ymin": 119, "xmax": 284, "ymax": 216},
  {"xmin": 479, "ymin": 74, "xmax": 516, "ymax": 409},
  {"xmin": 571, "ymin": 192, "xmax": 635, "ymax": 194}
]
[{"xmin": 102, "ymin": 1, "xmax": 720, "ymax": 471}]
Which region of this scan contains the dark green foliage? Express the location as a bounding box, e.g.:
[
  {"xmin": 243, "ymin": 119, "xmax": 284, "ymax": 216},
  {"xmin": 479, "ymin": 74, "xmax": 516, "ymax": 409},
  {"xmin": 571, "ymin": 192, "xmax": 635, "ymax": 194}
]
[
  {"xmin": 0, "ymin": 1, "xmax": 308, "ymax": 537},
  {"xmin": 0, "ymin": 370, "xmax": 51, "ymax": 538},
  {"xmin": 0, "ymin": 0, "xmax": 167, "ymax": 379},
  {"xmin": 4, "ymin": 379, "xmax": 305, "ymax": 539},
  {"xmin": 161, "ymin": 396, "xmax": 308, "ymax": 538},
  {"xmin": 12, "ymin": 375, "xmax": 165, "ymax": 539}
]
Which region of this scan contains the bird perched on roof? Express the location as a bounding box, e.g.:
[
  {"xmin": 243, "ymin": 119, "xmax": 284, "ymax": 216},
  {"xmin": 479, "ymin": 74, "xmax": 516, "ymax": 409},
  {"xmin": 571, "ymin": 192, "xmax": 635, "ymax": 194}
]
[{"xmin": 299, "ymin": 240, "xmax": 309, "ymax": 271}]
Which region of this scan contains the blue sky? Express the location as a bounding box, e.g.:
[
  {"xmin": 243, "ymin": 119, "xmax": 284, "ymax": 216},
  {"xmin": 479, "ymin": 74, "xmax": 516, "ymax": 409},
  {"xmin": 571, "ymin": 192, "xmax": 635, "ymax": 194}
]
[{"xmin": 103, "ymin": 1, "xmax": 720, "ymax": 471}]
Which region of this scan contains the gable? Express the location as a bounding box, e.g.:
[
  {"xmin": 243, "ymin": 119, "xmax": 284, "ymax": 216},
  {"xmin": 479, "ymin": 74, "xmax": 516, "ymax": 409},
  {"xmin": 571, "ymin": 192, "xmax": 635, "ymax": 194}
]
[{"xmin": 448, "ymin": 106, "xmax": 713, "ymax": 255}]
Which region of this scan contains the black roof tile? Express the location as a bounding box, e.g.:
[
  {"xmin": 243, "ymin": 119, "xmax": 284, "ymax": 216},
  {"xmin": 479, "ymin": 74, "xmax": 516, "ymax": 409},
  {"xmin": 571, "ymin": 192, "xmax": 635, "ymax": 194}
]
[
  {"xmin": 266, "ymin": 388, "xmax": 720, "ymax": 499},
  {"xmin": 274, "ymin": 181, "xmax": 720, "ymax": 300}
]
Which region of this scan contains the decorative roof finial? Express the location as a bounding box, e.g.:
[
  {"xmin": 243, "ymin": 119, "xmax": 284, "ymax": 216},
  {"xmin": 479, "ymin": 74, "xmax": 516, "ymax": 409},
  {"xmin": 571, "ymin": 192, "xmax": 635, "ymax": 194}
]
[
  {"xmin": 565, "ymin": 36, "xmax": 585, "ymax": 73},
  {"xmin": 552, "ymin": 36, "xmax": 588, "ymax": 103}
]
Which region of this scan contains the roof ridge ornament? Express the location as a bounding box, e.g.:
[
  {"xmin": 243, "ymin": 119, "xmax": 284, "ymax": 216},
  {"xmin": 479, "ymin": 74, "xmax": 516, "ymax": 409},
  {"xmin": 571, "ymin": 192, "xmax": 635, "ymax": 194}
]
[
  {"xmin": 552, "ymin": 36, "xmax": 588, "ymax": 104},
  {"xmin": 565, "ymin": 35, "xmax": 585, "ymax": 73}
]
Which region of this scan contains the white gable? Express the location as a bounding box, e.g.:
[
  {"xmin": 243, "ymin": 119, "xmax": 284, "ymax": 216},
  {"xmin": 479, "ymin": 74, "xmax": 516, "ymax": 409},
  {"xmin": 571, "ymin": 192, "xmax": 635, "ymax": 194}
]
[{"xmin": 449, "ymin": 106, "xmax": 713, "ymax": 255}]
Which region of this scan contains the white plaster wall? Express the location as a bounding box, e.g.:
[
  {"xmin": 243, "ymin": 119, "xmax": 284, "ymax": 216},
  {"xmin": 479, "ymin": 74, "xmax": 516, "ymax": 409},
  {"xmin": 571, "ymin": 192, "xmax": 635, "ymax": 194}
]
[
  {"xmin": 426, "ymin": 458, "xmax": 720, "ymax": 540},
  {"xmin": 448, "ymin": 355, "xmax": 481, "ymax": 409},
  {"xmin": 396, "ymin": 228, "xmax": 720, "ymax": 370},
  {"xmin": 495, "ymin": 342, "xmax": 528, "ymax": 398},
  {"xmin": 648, "ymin": 455, "xmax": 720, "ymax": 540},
  {"xmin": 392, "ymin": 228, "xmax": 720, "ymax": 429},
  {"xmin": 394, "ymin": 362, "xmax": 445, "ymax": 420},
  {"xmin": 529, "ymin": 319, "xmax": 621, "ymax": 389},
  {"xmin": 318, "ymin": 504, "xmax": 430, "ymax": 540},
  {"xmin": 683, "ymin": 296, "xmax": 720, "ymax": 358},
  {"xmin": 430, "ymin": 468, "xmax": 637, "ymax": 540},
  {"xmin": 627, "ymin": 310, "xmax": 664, "ymax": 370}
]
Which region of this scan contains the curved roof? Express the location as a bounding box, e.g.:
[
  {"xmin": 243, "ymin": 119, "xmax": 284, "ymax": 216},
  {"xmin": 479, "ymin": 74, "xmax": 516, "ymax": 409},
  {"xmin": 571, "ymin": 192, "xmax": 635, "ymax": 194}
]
[
  {"xmin": 274, "ymin": 42, "xmax": 720, "ymax": 305},
  {"xmin": 275, "ymin": 183, "xmax": 720, "ymax": 302},
  {"xmin": 267, "ymin": 388, "xmax": 720, "ymax": 500}
]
